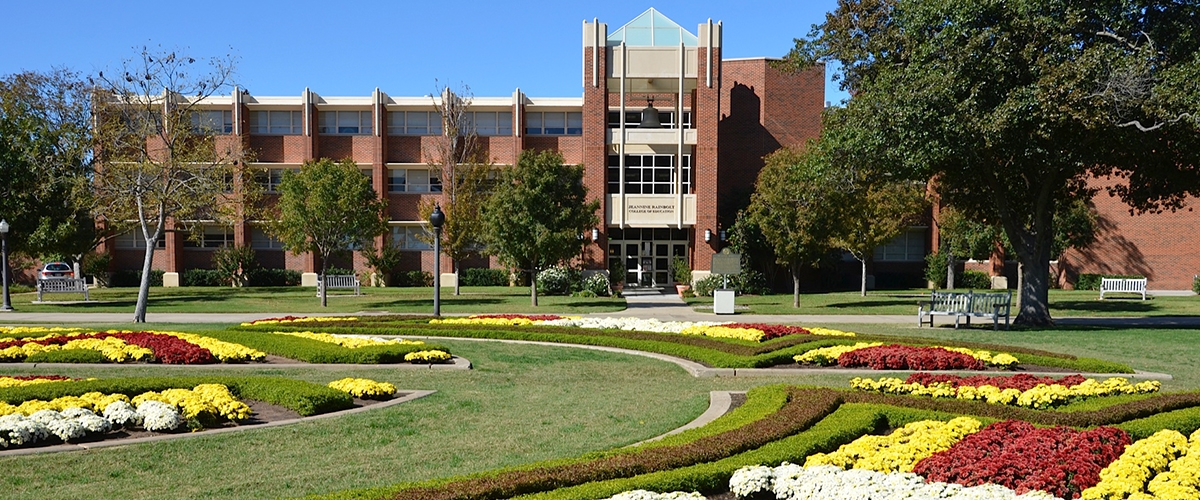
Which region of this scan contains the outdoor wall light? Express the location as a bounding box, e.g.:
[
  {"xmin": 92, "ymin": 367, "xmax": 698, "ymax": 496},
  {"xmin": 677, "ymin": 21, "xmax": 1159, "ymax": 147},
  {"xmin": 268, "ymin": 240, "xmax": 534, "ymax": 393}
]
[
  {"xmin": 591, "ymin": 228, "xmax": 600, "ymax": 242},
  {"xmin": 720, "ymin": 229, "xmax": 727, "ymax": 242},
  {"xmin": 704, "ymin": 229, "xmax": 712, "ymax": 242}
]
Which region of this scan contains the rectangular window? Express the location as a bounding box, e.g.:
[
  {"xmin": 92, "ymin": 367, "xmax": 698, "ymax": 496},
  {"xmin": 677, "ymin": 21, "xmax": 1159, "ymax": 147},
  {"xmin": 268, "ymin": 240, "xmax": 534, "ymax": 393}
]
[
  {"xmin": 250, "ymin": 226, "xmax": 284, "ymax": 250},
  {"xmin": 388, "ymin": 168, "xmax": 443, "ymax": 193},
  {"xmin": 606, "ymin": 154, "xmax": 691, "ymax": 194},
  {"xmin": 391, "ymin": 225, "xmax": 433, "ymax": 250},
  {"xmin": 249, "ymin": 110, "xmax": 303, "ymax": 135},
  {"xmin": 255, "ymin": 168, "xmax": 287, "ymax": 193},
  {"xmin": 463, "ymin": 111, "xmax": 512, "ymax": 136},
  {"xmin": 183, "ymin": 226, "xmax": 234, "ymax": 249},
  {"xmin": 114, "ymin": 231, "xmax": 166, "ymax": 249},
  {"xmin": 873, "ymin": 228, "xmax": 927, "ymax": 262},
  {"xmin": 387, "ymin": 111, "xmax": 443, "ymax": 135},
  {"xmin": 191, "ymin": 110, "xmax": 233, "ymax": 134},
  {"xmin": 607, "ymin": 110, "xmax": 691, "ymax": 129},
  {"xmin": 525, "ymin": 112, "xmax": 583, "ymax": 135},
  {"xmin": 361, "ymin": 168, "xmax": 374, "ymax": 189},
  {"xmin": 318, "ymin": 110, "xmax": 372, "ymax": 135}
]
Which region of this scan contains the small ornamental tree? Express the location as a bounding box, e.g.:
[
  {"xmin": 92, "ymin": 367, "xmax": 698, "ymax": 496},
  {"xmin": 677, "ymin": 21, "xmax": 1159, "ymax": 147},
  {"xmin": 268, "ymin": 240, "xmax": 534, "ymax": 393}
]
[
  {"xmin": 270, "ymin": 158, "xmax": 388, "ymax": 307},
  {"xmin": 481, "ymin": 150, "xmax": 599, "ymax": 306}
]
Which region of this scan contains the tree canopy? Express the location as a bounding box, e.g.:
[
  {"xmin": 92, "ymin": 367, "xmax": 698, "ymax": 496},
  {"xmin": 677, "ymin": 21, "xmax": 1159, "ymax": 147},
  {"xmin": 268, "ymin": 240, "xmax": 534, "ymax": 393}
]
[
  {"xmin": 270, "ymin": 158, "xmax": 388, "ymax": 307},
  {"xmin": 480, "ymin": 150, "xmax": 599, "ymax": 306},
  {"xmin": 786, "ymin": 0, "xmax": 1200, "ymax": 325}
]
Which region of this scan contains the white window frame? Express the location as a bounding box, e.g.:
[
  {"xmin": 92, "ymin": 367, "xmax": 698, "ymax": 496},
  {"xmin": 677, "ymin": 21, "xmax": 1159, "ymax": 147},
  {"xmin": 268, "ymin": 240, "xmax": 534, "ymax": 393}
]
[
  {"xmin": 391, "ymin": 225, "xmax": 433, "ymax": 250},
  {"xmin": 250, "ymin": 225, "xmax": 285, "ymax": 250},
  {"xmin": 463, "ymin": 111, "xmax": 512, "ymax": 136},
  {"xmin": 872, "ymin": 228, "xmax": 928, "ymax": 262},
  {"xmin": 526, "ymin": 111, "xmax": 583, "ymax": 135},
  {"xmin": 387, "ymin": 111, "xmax": 443, "ymax": 136},
  {"xmin": 191, "ymin": 110, "xmax": 233, "ymax": 134},
  {"xmin": 114, "ymin": 231, "xmax": 166, "ymax": 249},
  {"xmin": 318, "ymin": 110, "xmax": 373, "ymax": 135},
  {"xmin": 249, "ymin": 110, "xmax": 303, "ymax": 135},
  {"xmin": 388, "ymin": 168, "xmax": 443, "ymax": 193}
]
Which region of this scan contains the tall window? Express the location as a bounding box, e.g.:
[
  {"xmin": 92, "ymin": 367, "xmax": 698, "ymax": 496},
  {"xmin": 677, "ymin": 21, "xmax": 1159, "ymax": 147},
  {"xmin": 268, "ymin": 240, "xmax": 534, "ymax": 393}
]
[
  {"xmin": 391, "ymin": 226, "xmax": 432, "ymax": 250},
  {"xmin": 318, "ymin": 110, "xmax": 372, "ymax": 135},
  {"xmin": 387, "ymin": 111, "xmax": 443, "ymax": 135},
  {"xmin": 255, "ymin": 168, "xmax": 287, "ymax": 193},
  {"xmin": 607, "ymin": 110, "xmax": 691, "ymax": 129},
  {"xmin": 183, "ymin": 226, "xmax": 234, "ymax": 248},
  {"xmin": 191, "ymin": 110, "xmax": 233, "ymax": 134},
  {"xmin": 114, "ymin": 231, "xmax": 166, "ymax": 249},
  {"xmin": 462, "ymin": 111, "xmax": 512, "ymax": 136},
  {"xmin": 361, "ymin": 168, "xmax": 374, "ymax": 189},
  {"xmin": 388, "ymin": 168, "xmax": 442, "ymax": 193},
  {"xmin": 607, "ymin": 154, "xmax": 692, "ymax": 194},
  {"xmin": 249, "ymin": 110, "xmax": 303, "ymax": 134},
  {"xmin": 250, "ymin": 226, "xmax": 284, "ymax": 250},
  {"xmin": 873, "ymin": 229, "xmax": 927, "ymax": 262},
  {"xmin": 526, "ymin": 112, "xmax": 582, "ymax": 135}
]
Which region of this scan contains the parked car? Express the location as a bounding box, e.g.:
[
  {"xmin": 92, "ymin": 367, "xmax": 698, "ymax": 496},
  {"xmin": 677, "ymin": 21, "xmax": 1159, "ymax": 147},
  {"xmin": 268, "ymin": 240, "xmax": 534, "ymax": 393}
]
[{"xmin": 38, "ymin": 262, "xmax": 74, "ymax": 280}]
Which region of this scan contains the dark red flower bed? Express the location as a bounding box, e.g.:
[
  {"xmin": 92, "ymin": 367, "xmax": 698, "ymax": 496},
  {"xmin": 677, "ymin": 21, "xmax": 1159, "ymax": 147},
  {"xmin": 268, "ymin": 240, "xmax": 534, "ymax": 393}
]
[
  {"xmin": 724, "ymin": 323, "xmax": 812, "ymax": 340},
  {"xmin": 914, "ymin": 420, "xmax": 1130, "ymax": 499},
  {"xmin": 838, "ymin": 344, "xmax": 984, "ymax": 370},
  {"xmin": 246, "ymin": 315, "xmax": 310, "ymax": 325},
  {"xmin": 3, "ymin": 375, "xmax": 72, "ymax": 381},
  {"xmin": 906, "ymin": 373, "xmax": 1087, "ymax": 391},
  {"xmin": 471, "ymin": 314, "xmax": 568, "ymax": 321},
  {"xmin": 0, "ymin": 332, "xmax": 214, "ymax": 364}
]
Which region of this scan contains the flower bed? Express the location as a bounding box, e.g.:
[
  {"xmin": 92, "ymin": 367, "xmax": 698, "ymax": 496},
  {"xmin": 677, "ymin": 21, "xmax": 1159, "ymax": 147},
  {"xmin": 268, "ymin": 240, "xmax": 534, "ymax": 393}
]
[
  {"xmin": 805, "ymin": 416, "xmax": 982, "ymax": 473},
  {"xmin": 795, "ymin": 343, "xmax": 1019, "ymax": 370},
  {"xmin": 269, "ymin": 331, "xmax": 426, "ymax": 349},
  {"xmin": 727, "ymin": 463, "xmax": 1065, "ymax": 500},
  {"xmin": 1, "ymin": 383, "xmax": 251, "ymax": 422},
  {"xmin": 0, "ymin": 330, "xmax": 266, "ymax": 364},
  {"xmin": 404, "ymin": 350, "xmax": 452, "ymax": 363},
  {"xmin": 1081, "ymin": 428, "xmax": 1200, "ymax": 499},
  {"xmin": 0, "ymin": 375, "xmax": 76, "ymax": 388},
  {"xmin": 241, "ymin": 316, "xmax": 359, "ymax": 326},
  {"xmin": 429, "ymin": 316, "xmax": 854, "ymax": 343},
  {"xmin": 852, "ymin": 375, "xmax": 1161, "ymax": 409},
  {"xmin": 328, "ymin": 378, "xmax": 397, "ymax": 399}
]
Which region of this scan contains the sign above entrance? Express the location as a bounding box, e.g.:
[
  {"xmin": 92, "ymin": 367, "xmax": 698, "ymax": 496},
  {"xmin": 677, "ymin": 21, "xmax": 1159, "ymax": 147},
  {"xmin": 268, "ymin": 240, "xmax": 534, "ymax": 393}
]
[
  {"xmin": 607, "ymin": 194, "xmax": 697, "ymax": 226},
  {"xmin": 711, "ymin": 253, "xmax": 742, "ymax": 275}
]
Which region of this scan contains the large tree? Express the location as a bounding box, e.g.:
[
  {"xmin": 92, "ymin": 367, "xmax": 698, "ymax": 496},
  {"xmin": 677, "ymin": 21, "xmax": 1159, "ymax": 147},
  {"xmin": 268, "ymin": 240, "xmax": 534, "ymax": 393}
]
[
  {"xmin": 748, "ymin": 146, "xmax": 844, "ymax": 308},
  {"xmin": 270, "ymin": 158, "xmax": 388, "ymax": 308},
  {"xmin": 480, "ymin": 150, "xmax": 599, "ymax": 306},
  {"xmin": 0, "ymin": 70, "xmax": 95, "ymax": 264},
  {"xmin": 787, "ymin": 0, "xmax": 1200, "ymax": 325},
  {"xmin": 90, "ymin": 47, "xmax": 251, "ymax": 322}
]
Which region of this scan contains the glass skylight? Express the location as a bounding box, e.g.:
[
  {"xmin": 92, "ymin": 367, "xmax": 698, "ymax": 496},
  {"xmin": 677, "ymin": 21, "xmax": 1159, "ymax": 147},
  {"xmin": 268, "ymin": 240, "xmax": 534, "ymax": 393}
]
[{"xmin": 607, "ymin": 8, "xmax": 699, "ymax": 47}]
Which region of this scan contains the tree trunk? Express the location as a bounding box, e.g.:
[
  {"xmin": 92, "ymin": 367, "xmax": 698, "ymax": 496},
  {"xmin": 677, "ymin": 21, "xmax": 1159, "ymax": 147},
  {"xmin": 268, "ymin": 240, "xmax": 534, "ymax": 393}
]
[
  {"xmin": 319, "ymin": 259, "xmax": 328, "ymax": 308},
  {"xmin": 530, "ymin": 269, "xmax": 538, "ymax": 307},
  {"xmin": 946, "ymin": 253, "xmax": 956, "ymax": 290},
  {"xmin": 453, "ymin": 259, "xmax": 461, "ymax": 296},
  {"xmin": 133, "ymin": 237, "xmax": 155, "ymax": 323},
  {"xmin": 792, "ymin": 263, "xmax": 801, "ymax": 308},
  {"xmin": 1015, "ymin": 250, "xmax": 1053, "ymax": 326},
  {"xmin": 860, "ymin": 258, "xmax": 868, "ymax": 297}
]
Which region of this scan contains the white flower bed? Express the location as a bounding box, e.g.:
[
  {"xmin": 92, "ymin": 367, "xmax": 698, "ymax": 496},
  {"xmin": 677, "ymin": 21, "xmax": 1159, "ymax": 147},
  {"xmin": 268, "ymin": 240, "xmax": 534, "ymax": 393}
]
[
  {"xmin": 0, "ymin": 401, "xmax": 183, "ymax": 448},
  {"xmin": 539, "ymin": 317, "xmax": 726, "ymax": 333},
  {"xmin": 602, "ymin": 490, "xmax": 705, "ymax": 500},
  {"xmin": 729, "ymin": 463, "xmax": 1064, "ymax": 500},
  {"xmin": 137, "ymin": 400, "xmax": 183, "ymax": 432}
]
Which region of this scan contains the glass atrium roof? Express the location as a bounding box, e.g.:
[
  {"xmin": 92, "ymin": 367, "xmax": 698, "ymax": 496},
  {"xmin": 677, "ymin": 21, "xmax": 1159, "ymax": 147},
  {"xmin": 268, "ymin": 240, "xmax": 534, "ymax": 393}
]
[{"xmin": 607, "ymin": 8, "xmax": 699, "ymax": 47}]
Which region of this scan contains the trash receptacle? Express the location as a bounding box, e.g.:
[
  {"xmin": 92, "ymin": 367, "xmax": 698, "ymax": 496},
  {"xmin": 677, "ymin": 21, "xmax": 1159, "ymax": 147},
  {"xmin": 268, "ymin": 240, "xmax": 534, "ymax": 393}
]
[{"xmin": 714, "ymin": 289, "xmax": 735, "ymax": 315}]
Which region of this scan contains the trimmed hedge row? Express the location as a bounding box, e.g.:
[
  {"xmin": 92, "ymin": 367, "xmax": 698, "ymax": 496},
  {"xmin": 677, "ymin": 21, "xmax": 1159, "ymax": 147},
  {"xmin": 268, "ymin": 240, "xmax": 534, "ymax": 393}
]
[
  {"xmin": 0, "ymin": 376, "xmax": 353, "ymax": 416},
  {"xmin": 196, "ymin": 330, "xmax": 450, "ymax": 364}
]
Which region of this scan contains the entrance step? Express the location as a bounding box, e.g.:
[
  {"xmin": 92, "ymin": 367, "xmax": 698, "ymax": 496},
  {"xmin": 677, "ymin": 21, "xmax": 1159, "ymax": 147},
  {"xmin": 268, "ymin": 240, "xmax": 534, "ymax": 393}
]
[{"xmin": 620, "ymin": 286, "xmax": 673, "ymax": 297}]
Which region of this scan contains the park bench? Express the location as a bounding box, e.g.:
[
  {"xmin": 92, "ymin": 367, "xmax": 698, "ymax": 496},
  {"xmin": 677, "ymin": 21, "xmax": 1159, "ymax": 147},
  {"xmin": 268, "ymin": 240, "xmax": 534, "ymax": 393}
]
[
  {"xmin": 316, "ymin": 274, "xmax": 360, "ymax": 297},
  {"xmin": 918, "ymin": 290, "xmax": 1012, "ymax": 330},
  {"xmin": 36, "ymin": 278, "xmax": 90, "ymax": 302},
  {"xmin": 1099, "ymin": 277, "xmax": 1147, "ymax": 300}
]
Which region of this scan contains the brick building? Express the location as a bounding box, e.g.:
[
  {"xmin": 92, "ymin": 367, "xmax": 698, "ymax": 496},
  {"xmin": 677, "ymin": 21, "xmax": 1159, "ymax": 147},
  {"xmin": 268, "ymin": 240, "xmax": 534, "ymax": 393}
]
[{"xmin": 103, "ymin": 8, "xmax": 828, "ymax": 288}]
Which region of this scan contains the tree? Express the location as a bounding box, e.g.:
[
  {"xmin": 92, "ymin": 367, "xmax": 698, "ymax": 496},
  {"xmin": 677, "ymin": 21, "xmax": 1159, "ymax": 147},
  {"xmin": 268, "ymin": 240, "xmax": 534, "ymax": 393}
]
[
  {"xmin": 270, "ymin": 158, "xmax": 388, "ymax": 307},
  {"xmin": 418, "ymin": 83, "xmax": 492, "ymax": 295},
  {"xmin": 831, "ymin": 159, "xmax": 927, "ymax": 296},
  {"xmin": 480, "ymin": 150, "xmax": 599, "ymax": 306},
  {"xmin": 90, "ymin": 47, "xmax": 250, "ymax": 322},
  {"xmin": 0, "ymin": 70, "xmax": 96, "ymax": 266},
  {"xmin": 786, "ymin": 0, "xmax": 1200, "ymax": 325},
  {"xmin": 748, "ymin": 146, "xmax": 843, "ymax": 308}
]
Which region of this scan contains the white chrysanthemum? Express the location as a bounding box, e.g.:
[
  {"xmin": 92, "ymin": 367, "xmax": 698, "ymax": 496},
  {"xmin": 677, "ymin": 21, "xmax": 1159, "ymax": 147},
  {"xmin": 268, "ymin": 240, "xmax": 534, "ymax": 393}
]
[
  {"xmin": 602, "ymin": 491, "xmax": 704, "ymax": 500},
  {"xmin": 730, "ymin": 464, "xmax": 776, "ymax": 496},
  {"xmin": 29, "ymin": 410, "xmax": 88, "ymax": 441},
  {"xmin": 0, "ymin": 413, "xmax": 48, "ymax": 448},
  {"xmin": 103, "ymin": 401, "xmax": 142, "ymax": 428},
  {"xmin": 729, "ymin": 463, "xmax": 1068, "ymax": 500},
  {"xmin": 539, "ymin": 317, "xmax": 727, "ymax": 333},
  {"xmin": 136, "ymin": 400, "xmax": 183, "ymax": 431},
  {"xmin": 72, "ymin": 411, "xmax": 111, "ymax": 434}
]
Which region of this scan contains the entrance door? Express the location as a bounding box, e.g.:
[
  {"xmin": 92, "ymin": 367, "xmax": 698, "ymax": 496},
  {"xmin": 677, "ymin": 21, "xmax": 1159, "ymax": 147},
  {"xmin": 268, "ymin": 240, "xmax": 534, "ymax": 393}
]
[{"xmin": 607, "ymin": 227, "xmax": 690, "ymax": 287}]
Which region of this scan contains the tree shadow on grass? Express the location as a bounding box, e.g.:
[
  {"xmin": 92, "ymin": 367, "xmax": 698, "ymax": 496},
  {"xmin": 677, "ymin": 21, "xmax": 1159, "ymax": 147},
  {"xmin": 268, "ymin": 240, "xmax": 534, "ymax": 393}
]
[
  {"xmin": 1053, "ymin": 299, "xmax": 1157, "ymax": 314},
  {"xmin": 825, "ymin": 300, "xmax": 923, "ymax": 309}
]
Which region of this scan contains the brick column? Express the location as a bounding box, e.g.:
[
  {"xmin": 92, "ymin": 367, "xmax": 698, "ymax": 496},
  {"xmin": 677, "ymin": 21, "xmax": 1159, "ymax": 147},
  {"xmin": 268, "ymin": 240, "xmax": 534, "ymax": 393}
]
[
  {"xmin": 582, "ymin": 21, "xmax": 610, "ymax": 270},
  {"xmin": 692, "ymin": 24, "xmax": 722, "ymax": 272}
]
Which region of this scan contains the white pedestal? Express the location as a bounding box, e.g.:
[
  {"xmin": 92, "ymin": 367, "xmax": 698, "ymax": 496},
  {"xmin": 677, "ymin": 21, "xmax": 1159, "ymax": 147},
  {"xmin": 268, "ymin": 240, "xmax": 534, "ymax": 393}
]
[
  {"xmin": 301, "ymin": 272, "xmax": 318, "ymax": 287},
  {"xmin": 162, "ymin": 272, "xmax": 180, "ymax": 288},
  {"xmin": 440, "ymin": 273, "xmax": 457, "ymax": 288},
  {"xmin": 714, "ymin": 289, "xmax": 736, "ymax": 315}
]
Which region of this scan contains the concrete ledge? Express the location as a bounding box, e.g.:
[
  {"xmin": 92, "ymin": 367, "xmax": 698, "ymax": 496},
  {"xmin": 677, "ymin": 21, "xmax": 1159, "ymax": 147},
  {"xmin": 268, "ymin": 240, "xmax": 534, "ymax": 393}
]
[{"xmin": 632, "ymin": 390, "xmax": 745, "ymax": 446}]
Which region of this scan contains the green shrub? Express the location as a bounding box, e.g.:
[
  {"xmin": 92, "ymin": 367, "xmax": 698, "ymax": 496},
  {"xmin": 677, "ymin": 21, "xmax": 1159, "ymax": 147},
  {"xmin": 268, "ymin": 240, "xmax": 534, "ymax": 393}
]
[
  {"xmin": 537, "ymin": 266, "xmax": 574, "ymax": 295},
  {"xmin": 82, "ymin": 251, "xmax": 111, "ymax": 287},
  {"xmin": 460, "ymin": 268, "xmax": 509, "ymax": 286},
  {"xmin": 393, "ymin": 270, "xmax": 433, "ymax": 287},
  {"xmin": 182, "ymin": 268, "xmax": 225, "ymax": 287},
  {"xmin": 581, "ymin": 272, "xmax": 611, "ymax": 297},
  {"xmin": 24, "ymin": 349, "xmax": 108, "ymax": 363},
  {"xmin": 609, "ymin": 259, "xmax": 627, "ymax": 286},
  {"xmin": 1076, "ymin": 273, "xmax": 1144, "ymax": 291},
  {"xmin": 324, "ymin": 267, "xmax": 355, "ymax": 277},
  {"xmin": 109, "ymin": 269, "xmax": 165, "ymax": 287},
  {"xmin": 212, "ymin": 245, "xmax": 257, "ymax": 287},
  {"xmin": 730, "ymin": 269, "xmax": 771, "ymax": 295},
  {"xmin": 1193, "ymin": 274, "xmax": 1199, "ymax": 295},
  {"xmin": 961, "ymin": 270, "xmax": 992, "ymax": 289},
  {"xmin": 671, "ymin": 256, "xmax": 691, "ymax": 285},
  {"xmin": 247, "ymin": 268, "xmax": 301, "ymax": 286},
  {"xmin": 925, "ymin": 251, "xmax": 948, "ymax": 288},
  {"xmin": 693, "ymin": 275, "xmax": 723, "ymax": 297}
]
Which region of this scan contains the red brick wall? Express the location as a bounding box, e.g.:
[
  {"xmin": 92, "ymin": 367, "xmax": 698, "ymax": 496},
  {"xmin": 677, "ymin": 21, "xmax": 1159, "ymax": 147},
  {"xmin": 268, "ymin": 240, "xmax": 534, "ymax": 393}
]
[
  {"xmin": 317, "ymin": 135, "xmax": 375, "ymax": 163},
  {"xmin": 582, "ymin": 45, "xmax": 610, "ymax": 270},
  {"xmin": 524, "ymin": 136, "xmax": 585, "ymax": 165},
  {"xmin": 692, "ymin": 46, "xmax": 722, "ymax": 271}
]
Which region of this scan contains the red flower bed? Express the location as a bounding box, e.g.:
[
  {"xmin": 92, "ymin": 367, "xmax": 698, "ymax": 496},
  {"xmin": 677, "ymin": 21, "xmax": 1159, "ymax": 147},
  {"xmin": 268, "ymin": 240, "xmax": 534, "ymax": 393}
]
[
  {"xmin": 246, "ymin": 315, "xmax": 309, "ymax": 325},
  {"xmin": 906, "ymin": 373, "xmax": 1087, "ymax": 391},
  {"xmin": 471, "ymin": 314, "xmax": 567, "ymax": 321},
  {"xmin": 5, "ymin": 375, "xmax": 72, "ymax": 381},
  {"xmin": 724, "ymin": 323, "xmax": 811, "ymax": 340},
  {"xmin": 914, "ymin": 420, "xmax": 1130, "ymax": 499},
  {"xmin": 837, "ymin": 344, "xmax": 984, "ymax": 370},
  {"xmin": 0, "ymin": 332, "xmax": 214, "ymax": 364}
]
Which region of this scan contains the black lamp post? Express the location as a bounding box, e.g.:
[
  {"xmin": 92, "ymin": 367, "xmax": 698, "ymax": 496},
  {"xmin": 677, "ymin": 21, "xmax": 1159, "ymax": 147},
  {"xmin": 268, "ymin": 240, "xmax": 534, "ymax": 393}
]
[
  {"xmin": 1, "ymin": 220, "xmax": 12, "ymax": 312},
  {"xmin": 430, "ymin": 205, "xmax": 445, "ymax": 317}
]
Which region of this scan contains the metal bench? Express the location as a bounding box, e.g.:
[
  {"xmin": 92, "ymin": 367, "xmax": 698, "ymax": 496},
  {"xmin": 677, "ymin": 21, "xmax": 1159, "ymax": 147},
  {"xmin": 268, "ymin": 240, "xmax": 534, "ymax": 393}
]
[
  {"xmin": 36, "ymin": 278, "xmax": 90, "ymax": 302},
  {"xmin": 918, "ymin": 290, "xmax": 1012, "ymax": 330},
  {"xmin": 316, "ymin": 274, "xmax": 360, "ymax": 297},
  {"xmin": 1100, "ymin": 277, "xmax": 1147, "ymax": 300}
]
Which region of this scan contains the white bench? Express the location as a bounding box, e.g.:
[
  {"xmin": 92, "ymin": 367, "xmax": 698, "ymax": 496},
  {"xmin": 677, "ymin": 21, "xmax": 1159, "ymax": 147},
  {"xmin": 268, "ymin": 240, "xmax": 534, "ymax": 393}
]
[
  {"xmin": 316, "ymin": 275, "xmax": 360, "ymax": 297},
  {"xmin": 1100, "ymin": 277, "xmax": 1146, "ymax": 300},
  {"xmin": 36, "ymin": 278, "xmax": 90, "ymax": 302},
  {"xmin": 918, "ymin": 290, "xmax": 1012, "ymax": 330}
]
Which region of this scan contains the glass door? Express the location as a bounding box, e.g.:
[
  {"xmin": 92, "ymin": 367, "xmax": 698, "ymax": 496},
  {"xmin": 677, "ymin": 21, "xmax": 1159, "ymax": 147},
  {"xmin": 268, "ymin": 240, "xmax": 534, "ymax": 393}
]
[{"xmin": 607, "ymin": 227, "xmax": 690, "ymax": 287}]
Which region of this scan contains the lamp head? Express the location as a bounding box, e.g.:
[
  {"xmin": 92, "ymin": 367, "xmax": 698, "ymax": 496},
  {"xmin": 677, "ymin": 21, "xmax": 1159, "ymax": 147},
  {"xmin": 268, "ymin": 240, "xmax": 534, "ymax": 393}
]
[
  {"xmin": 430, "ymin": 205, "xmax": 445, "ymax": 229},
  {"xmin": 0, "ymin": 220, "xmax": 9, "ymax": 234}
]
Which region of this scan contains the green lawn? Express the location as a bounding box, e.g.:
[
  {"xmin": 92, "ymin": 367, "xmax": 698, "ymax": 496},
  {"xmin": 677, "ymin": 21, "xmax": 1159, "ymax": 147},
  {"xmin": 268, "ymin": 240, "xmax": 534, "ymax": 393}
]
[
  {"xmin": 687, "ymin": 289, "xmax": 1200, "ymax": 316},
  {"xmin": 12, "ymin": 286, "xmax": 625, "ymax": 314},
  {"xmin": 0, "ymin": 321, "xmax": 1195, "ymax": 498}
]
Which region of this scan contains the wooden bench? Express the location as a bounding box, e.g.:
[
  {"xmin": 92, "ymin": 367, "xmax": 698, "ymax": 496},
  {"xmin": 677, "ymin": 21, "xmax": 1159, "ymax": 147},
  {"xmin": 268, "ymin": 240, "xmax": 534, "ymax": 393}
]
[
  {"xmin": 316, "ymin": 274, "xmax": 360, "ymax": 297},
  {"xmin": 918, "ymin": 290, "xmax": 1012, "ymax": 330},
  {"xmin": 1100, "ymin": 277, "xmax": 1147, "ymax": 300},
  {"xmin": 36, "ymin": 278, "xmax": 90, "ymax": 302}
]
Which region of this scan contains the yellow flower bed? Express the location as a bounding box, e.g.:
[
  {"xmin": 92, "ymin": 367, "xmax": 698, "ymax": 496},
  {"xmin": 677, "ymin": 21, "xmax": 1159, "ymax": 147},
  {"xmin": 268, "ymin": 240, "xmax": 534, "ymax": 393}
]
[
  {"xmin": 429, "ymin": 317, "xmax": 538, "ymax": 326},
  {"xmin": 132, "ymin": 384, "xmax": 251, "ymax": 421},
  {"xmin": 404, "ymin": 350, "xmax": 452, "ymax": 363},
  {"xmin": 270, "ymin": 331, "xmax": 424, "ymax": 349},
  {"xmin": 140, "ymin": 330, "xmax": 267, "ymax": 362},
  {"xmin": 679, "ymin": 325, "xmax": 765, "ymax": 342},
  {"xmin": 328, "ymin": 377, "xmax": 397, "ymax": 399},
  {"xmin": 0, "ymin": 326, "xmax": 87, "ymax": 337},
  {"xmin": 240, "ymin": 316, "xmax": 359, "ymax": 326},
  {"xmin": 851, "ymin": 376, "xmax": 1161, "ymax": 410},
  {"xmin": 0, "ymin": 377, "xmax": 93, "ymax": 388},
  {"xmin": 794, "ymin": 342, "xmax": 884, "ymax": 365},
  {"xmin": 942, "ymin": 347, "xmax": 1020, "ymax": 368},
  {"xmin": 1082, "ymin": 428, "xmax": 1200, "ymax": 499},
  {"xmin": 0, "ymin": 337, "xmax": 153, "ymax": 363},
  {"xmin": 0, "ymin": 391, "xmax": 130, "ymax": 416},
  {"xmin": 805, "ymin": 327, "xmax": 857, "ymax": 337},
  {"xmin": 805, "ymin": 416, "xmax": 982, "ymax": 473}
]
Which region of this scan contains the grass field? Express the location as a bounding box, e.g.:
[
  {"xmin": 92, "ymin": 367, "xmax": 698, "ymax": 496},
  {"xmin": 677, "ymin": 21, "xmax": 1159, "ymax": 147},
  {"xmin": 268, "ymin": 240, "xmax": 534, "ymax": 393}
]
[{"xmin": 0, "ymin": 319, "xmax": 1196, "ymax": 498}]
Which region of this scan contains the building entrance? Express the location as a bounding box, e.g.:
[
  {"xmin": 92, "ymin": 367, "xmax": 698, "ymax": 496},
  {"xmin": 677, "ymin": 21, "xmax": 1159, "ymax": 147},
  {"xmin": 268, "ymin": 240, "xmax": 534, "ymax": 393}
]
[{"xmin": 607, "ymin": 227, "xmax": 689, "ymax": 287}]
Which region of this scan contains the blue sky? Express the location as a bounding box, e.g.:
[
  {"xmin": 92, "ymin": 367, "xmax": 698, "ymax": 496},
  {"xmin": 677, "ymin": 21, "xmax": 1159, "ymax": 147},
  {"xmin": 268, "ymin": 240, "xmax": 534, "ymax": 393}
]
[{"xmin": 1, "ymin": 1, "xmax": 847, "ymax": 103}]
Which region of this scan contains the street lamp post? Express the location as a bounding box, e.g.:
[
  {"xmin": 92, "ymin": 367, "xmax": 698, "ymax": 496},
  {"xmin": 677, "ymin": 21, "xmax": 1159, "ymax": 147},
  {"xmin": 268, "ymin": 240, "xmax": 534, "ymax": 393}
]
[
  {"xmin": 430, "ymin": 205, "xmax": 445, "ymax": 317},
  {"xmin": 0, "ymin": 220, "xmax": 12, "ymax": 312}
]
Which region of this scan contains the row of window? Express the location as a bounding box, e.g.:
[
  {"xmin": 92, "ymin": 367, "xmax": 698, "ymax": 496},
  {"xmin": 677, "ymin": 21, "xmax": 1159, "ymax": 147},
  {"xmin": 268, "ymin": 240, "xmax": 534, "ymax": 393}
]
[
  {"xmin": 113, "ymin": 226, "xmax": 433, "ymax": 251},
  {"xmin": 255, "ymin": 167, "xmax": 439, "ymax": 194},
  {"xmin": 606, "ymin": 154, "xmax": 693, "ymax": 195}
]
